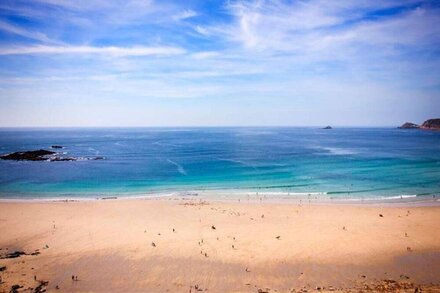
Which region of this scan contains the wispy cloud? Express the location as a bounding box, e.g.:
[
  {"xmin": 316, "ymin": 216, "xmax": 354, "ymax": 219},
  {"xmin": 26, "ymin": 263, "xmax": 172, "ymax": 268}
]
[
  {"xmin": 198, "ymin": 0, "xmax": 439, "ymax": 58},
  {"xmin": 0, "ymin": 45, "xmax": 186, "ymax": 56},
  {"xmin": 0, "ymin": 20, "xmax": 55, "ymax": 43},
  {"xmin": 173, "ymin": 9, "xmax": 198, "ymax": 21},
  {"xmin": 190, "ymin": 51, "xmax": 221, "ymax": 59}
]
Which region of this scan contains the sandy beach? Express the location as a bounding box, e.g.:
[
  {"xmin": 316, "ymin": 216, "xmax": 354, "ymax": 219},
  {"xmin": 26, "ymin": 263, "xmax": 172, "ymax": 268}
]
[{"xmin": 1, "ymin": 197, "xmax": 440, "ymax": 292}]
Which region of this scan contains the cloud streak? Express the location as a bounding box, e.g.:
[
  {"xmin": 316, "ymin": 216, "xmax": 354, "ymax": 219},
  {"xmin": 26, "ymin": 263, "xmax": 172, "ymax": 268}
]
[
  {"xmin": 0, "ymin": 45, "xmax": 186, "ymax": 56},
  {"xmin": 0, "ymin": 20, "xmax": 55, "ymax": 43},
  {"xmin": 196, "ymin": 0, "xmax": 440, "ymax": 58}
]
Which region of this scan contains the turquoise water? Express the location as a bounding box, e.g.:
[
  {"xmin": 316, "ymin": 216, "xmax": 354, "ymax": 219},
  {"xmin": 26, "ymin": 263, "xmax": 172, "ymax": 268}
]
[{"xmin": 0, "ymin": 127, "xmax": 439, "ymax": 199}]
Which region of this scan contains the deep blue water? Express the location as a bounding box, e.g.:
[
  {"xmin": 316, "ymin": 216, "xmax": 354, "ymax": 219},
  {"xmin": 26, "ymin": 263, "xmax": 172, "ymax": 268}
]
[{"xmin": 0, "ymin": 127, "xmax": 439, "ymax": 199}]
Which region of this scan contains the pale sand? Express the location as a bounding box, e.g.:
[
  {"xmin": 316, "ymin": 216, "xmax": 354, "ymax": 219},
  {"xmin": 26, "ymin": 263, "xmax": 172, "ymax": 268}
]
[{"xmin": 0, "ymin": 198, "xmax": 440, "ymax": 292}]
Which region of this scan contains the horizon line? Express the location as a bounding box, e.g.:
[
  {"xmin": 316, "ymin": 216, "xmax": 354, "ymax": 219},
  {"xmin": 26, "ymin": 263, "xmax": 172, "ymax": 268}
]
[{"xmin": 0, "ymin": 125, "xmax": 404, "ymax": 129}]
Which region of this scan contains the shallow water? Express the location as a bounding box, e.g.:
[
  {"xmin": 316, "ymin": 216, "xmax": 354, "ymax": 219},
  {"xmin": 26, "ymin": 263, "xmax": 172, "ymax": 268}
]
[{"xmin": 0, "ymin": 127, "xmax": 439, "ymax": 199}]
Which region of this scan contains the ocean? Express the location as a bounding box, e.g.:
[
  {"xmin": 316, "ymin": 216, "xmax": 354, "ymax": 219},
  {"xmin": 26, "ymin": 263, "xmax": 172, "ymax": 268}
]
[{"xmin": 0, "ymin": 127, "xmax": 439, "ymax": 200}]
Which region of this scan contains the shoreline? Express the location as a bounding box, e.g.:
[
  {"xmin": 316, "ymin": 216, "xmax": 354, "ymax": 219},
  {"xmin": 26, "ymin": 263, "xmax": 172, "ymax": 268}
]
[{"xmin": 0, "ymin": 189, "xmax": 439, "ymax": 207}]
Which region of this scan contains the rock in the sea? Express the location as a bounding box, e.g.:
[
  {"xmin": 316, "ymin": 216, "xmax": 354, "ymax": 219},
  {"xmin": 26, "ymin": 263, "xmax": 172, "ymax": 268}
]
[
  {"xmin": 0, "ymin": 150, "xmax": 55, "ymax": 161},
  {"xmin": 1, "ymin": 149, "xmax": 105, "ymax": 162},
  {"xmin": 398, "ymin": 122, "xmax": 420, "ymax": 129},
  {"xmin": 323, "ymin": 126, "xmax": 332, "ymax": 129},
  {"xmin": 51, "ymin": 145, "xmax": 63, "ymax": 149},
  {"xmin": 421, "ymin": 118, "xmax": 440, "ymax": 130}
]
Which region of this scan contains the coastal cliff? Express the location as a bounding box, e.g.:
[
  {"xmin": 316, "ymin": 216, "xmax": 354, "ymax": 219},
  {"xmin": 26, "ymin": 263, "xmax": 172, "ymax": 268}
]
[
  {"xmin": 420, "ymin": 118, "xmax": 440, "ymax": 130},
  {"xmin": 399, "ymin": 118, "xmax": 440, "ymax": 130}
]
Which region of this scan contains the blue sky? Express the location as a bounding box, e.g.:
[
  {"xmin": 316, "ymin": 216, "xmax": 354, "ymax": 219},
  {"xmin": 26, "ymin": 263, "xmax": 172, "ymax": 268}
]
[{"xmin": 0, "ymin": 0, "xmax": 439, "ymax": 126}]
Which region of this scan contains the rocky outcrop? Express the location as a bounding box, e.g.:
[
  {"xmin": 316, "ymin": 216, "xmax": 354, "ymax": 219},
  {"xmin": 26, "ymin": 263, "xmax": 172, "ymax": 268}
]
[
  {"xmin": 398, "ymin": 122, "xmax": 420, "ymax": 129},
  {"xmin": 323, "ymin": 126, "xmax": 332, "ymax": 129},
  {"xmin": 1, "ymin": 149, "xmax": 104, "ymax": 161},
  {"xmin": 399, "ymin": 119, "xmax": 440, "ymax": 130},
  {"xmin": 50, "ymin": 145, "xmax": 63, "ymax": 149},
  {"xmin": 0, "ymin": 150, "xmax": 55, "ymax": 161},
  {"xmin": 421, "ymin": 118, "xmax": 440, "ymax": 130}
]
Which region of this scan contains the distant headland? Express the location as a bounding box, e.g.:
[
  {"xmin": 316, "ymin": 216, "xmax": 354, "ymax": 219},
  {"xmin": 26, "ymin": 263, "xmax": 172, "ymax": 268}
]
[{"xmin": 398, "ymin": 118, "xmax": 440, "ymax": 130}]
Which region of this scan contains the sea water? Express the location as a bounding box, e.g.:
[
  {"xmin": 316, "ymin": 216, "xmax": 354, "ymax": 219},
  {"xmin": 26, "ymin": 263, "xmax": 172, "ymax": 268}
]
[{"xmin": 0, "ymin": 127, "xmax": 439, "ymax": 200}]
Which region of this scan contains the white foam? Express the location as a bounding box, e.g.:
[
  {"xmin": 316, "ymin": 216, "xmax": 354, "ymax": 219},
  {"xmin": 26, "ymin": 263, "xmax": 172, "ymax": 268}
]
[
  {"xmin": 322, "ymin": 147, "xmax": 358, "ymax": 155},
  {"xmin": 166, "ymin": 159, "xmax": 187, "ymax": 175}
]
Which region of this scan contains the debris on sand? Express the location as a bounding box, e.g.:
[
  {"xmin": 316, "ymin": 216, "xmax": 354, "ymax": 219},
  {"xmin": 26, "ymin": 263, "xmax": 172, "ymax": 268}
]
[
  {"xmin": 0, "ymin": 251, "xmax": 26, "ymax": 259},
  {"xmin": 10, "ymin": 284, "xmax": 23, "ymax": 293},
  {"xmin": 0, "ymin": 250, "xmax": 40, "ymax": 260},
  {"xmin": 34, "ymin": 280, "xmax": 49, "ymax": 293}
]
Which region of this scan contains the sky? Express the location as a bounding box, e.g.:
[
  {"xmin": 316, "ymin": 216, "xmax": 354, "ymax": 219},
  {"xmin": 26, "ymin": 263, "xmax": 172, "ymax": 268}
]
[{"xmin": 0, "ymin": 0, "xmax": 439, "ymax": 127}]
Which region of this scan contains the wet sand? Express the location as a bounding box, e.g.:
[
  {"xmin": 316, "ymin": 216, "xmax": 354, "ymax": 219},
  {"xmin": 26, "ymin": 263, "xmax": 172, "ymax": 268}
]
[{"xmin": 0, "ymin": 198, "xmax": 440, "ymax": 292}]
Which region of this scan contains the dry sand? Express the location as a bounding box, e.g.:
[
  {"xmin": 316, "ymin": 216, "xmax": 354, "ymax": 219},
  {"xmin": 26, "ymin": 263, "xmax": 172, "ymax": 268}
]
[{"xmin": 0, "ymin": 197, "xmax": 440, "ymax": 292}]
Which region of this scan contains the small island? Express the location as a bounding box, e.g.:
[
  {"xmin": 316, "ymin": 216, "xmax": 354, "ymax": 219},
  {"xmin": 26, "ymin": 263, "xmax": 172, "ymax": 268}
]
[
  {"xmin": 322, "ymin": 126, "xmax": 332, "ymax": 129},
  {"xmin": 398, "ymin": 122, "xmax": 420, "ymax": 129}
]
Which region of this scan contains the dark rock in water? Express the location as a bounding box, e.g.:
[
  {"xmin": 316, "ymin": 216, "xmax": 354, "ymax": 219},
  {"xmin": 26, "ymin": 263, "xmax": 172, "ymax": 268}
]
[
  {"xmin": 323, "ymin": 126, "xmax": 332, "ymax": 129},
  {"xmin": 51, "ymin": 145, "xmax": 63, "ymax": 149},
  {"xmin": 421, "ymin": 118, "xmax": 440, "ymax": 130},
  {"xmin": 0, "ymin": 150, "xmax": 55, "ymax": 161},
  {"xmin": 398, "ymin": 122, "xmax": 420, "ymax": 129},
  {"xmin": 1, "ymin": 149, "xmax": 105, "ymax": 162}
]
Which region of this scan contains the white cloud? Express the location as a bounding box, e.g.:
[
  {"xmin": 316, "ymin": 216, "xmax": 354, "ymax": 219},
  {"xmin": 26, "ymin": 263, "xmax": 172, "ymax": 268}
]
[
  {"xmin": 193, "ymin": 25, "xmax": 211, "ymax": 36},
  {"xmin": 0, "ymin": 45, "xmax": 186, "ymax": 56},
  {"xmin": 190, "ymin": 51, "xmax": 221, "ymax": 59},
  {"xmin": 173, "ymin": 9, "xmax": 198, "ymax": 21}
]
